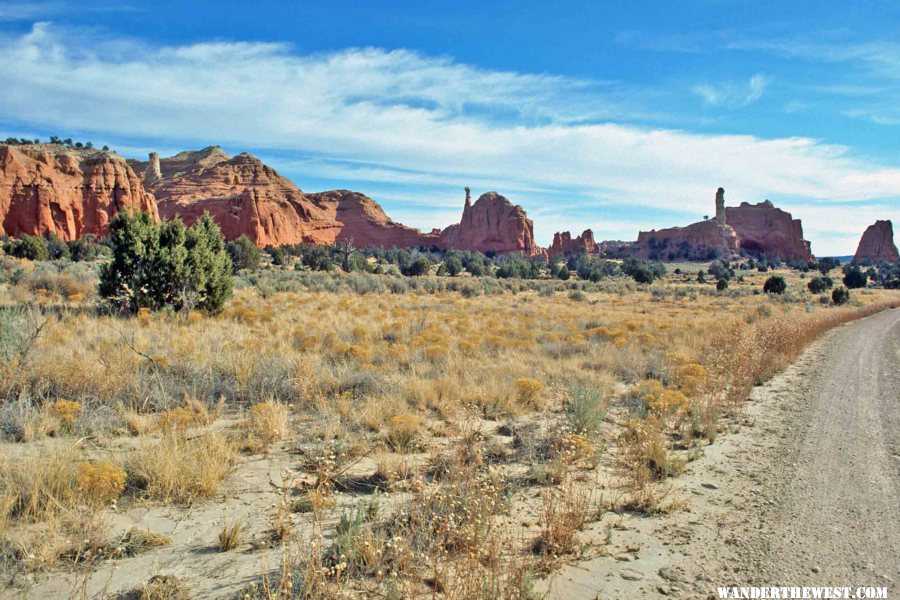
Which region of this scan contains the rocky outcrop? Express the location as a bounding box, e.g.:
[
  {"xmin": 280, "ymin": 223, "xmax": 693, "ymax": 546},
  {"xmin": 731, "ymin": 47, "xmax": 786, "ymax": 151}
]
[
  {"xmin": 438, "ymin": 191, "xmax": 540, "ymax": 255},
  {"xmin": 853, "ymin": 220, "xmax": 899, "ymax": 264},
  {"xmin": 306, "ymin": 190, "xmax": 439, "ymax": 248},
  {"xmin": 0, "ymin": 144, "xmax": 158, "ymax": 240},
  {"xmin": 635, "ymin": 190, "xmax": 811, "ymax": 261},
  {"xmin": 724, "ymin": 200, "xmax": 811, "ymax": 261},
  {"xmin": 135, "ymin": 148, "xmax": 438, "ymax": 248},
  {"xmin": 549, "ymin": 229, "xmax": 600, "ymax": 257}
]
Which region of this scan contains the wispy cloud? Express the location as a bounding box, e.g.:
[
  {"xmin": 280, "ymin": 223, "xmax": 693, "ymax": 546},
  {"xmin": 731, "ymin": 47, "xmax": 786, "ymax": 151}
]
[
  {"xmin": 694, "ymin": 73, "xmax": 769, "ymax": 107},
  {"xmin": 0, "ymin": 23, "xmax": 896, "ymax": 255}
]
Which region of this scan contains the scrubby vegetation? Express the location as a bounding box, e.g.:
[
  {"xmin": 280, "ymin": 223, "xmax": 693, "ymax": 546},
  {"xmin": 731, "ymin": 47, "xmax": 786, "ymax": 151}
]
[{"xmin": 0, "ymin": 235, "xmax": 897, "ymax": 597}]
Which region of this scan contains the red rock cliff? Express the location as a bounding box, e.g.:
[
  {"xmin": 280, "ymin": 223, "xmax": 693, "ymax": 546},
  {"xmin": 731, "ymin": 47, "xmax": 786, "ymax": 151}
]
[
  {"xmin": 635, "ymin": 190, "xmax": 811, "ymax": 261},
  {"xmin": 549, "ymin": 229, "xmax": 599, "ymax": 257},
  {"xmin": 136, "ymin": 148, "xmax": 438, "ymax": 248},
  {"xmin": 439, "ymin": 191, "xmax": 540, "ymax": 255},
  {"xmin": 853, "ymin": 220, "xmax": 898, "ymax": 264},
  {"xmin": 0, "ymin": 144, "xmax": 158, "ymax": 240}
]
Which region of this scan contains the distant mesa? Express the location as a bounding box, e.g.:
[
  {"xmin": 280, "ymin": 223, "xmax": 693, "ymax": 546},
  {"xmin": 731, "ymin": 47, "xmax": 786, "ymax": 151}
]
[
  {"xmin": 634, "ymin": 188, "xmax": 812, "ymax": 262},
  {"xmin": 853, "ymin": 220, "xmax": 898, "ymax": 264},
  {"xmin": 0, "ymin": 143, "xmax": 158, "ymax": 240}
]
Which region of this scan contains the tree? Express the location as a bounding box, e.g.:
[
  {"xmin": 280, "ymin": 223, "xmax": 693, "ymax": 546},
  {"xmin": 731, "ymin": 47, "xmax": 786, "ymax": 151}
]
[
  {"xmin": 763, "ymin": 275, "xmax": 787, "ymax": 294},
  {"xmin": 99, "ymin": 211, "xmax": 232, "ymax": 314},
  {"xmin": 403, "ymin": 257, "xmax": 431, "ymax": 276},
  {"xmin": 831, "ymin": 286, "xmax": 850, "ymax": 305},
  {"xmin": 807, "ymin": 276, "xmax": 833, "ymax": 294},
  {"xmin": 225, "ymin": 235, "xmax": 261, "ymax": 272},
  {"xmin": 716, "ymin": 278, "xmax": 728, "ymax": 291},
  {"xmin": 817, "ymin": 257, "xmax": 841, "ymax": 274},
  {"xmin": 5, "ymin": 236, "xmax": 49, "ymax": 261},
  {"xmin": 557, "ymin": 266, "xmax": 570, "ymax": 280},
  {"xmin": 632, "ymin": 265, "xmax": 654, "ymax": 284},
  {"xmin": 842, "ymin": 266, "xmax": 868, "ymax": 289},
  {"xmin": 443, "ymin": 255, "xmax": 463, "ymax": 276},
  {"xmin": 45, "ymin": 233, "xmax": 70, "ymax": 260},
  {"xmin": 335, "ymin": 238, "xmax": 356, "ymax": 272},
  {"xmin": 68, "ymin": 234, "xmax": 105, "ymax": 262}
]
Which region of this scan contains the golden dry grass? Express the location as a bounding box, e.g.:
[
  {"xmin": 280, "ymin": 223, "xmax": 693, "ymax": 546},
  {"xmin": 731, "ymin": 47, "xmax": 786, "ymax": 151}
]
[{"xmin": 0, "ymin": 262, "xmax": 897, "ymax": 595}]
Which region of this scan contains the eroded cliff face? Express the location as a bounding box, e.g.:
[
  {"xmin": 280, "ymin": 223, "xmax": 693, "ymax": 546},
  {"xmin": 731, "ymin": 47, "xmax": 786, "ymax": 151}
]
[
  {"xmin": 306, "ymin": 190, "xmax": 439, "ymax": 248},
  {"xmin": 0, "ymin": 144, "xmax": 158, "ymax": 240},
  {"xmin": 854, "ymin": 220, "xmax": 899, "ymax": 264},
  {"xmin": 134, "ymin": 149, "xmax": 439, "ymax": 248},
  {"xmin": 725, "ymin": 200, "xmax": 812, "ymax": 261},
  {"xmin": 439, "ymin": 191, "xmax": 540, "ymax": 255},
  {"xmin": 549, "ymin": 229, "xmax": 599, "ymax": 257},
  {"xmin": 635, "ymin": 191, "xmax": 811, "ymax": 261}
]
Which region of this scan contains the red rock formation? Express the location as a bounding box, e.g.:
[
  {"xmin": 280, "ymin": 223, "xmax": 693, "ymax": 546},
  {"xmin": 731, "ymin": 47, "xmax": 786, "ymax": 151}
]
[
  {"xmin": 725, "ymin": 200, "xmax": 811, "ymax": 261},
  {"xmin": 137, "ymin": 148, "xmax": 438, "ymax": 248},
  {"xmin": 439, "ymin": 191, "xmax": 540, "ymax": 255},
  {"xmin": 0, "ymin": 144, "xmax": 158, "ymax": 240},
  {"xmin": 549, "ymin": 229, "xmax": 599, "ymax": 257},
  {"xmin": 307, "ymin": 190, "xmax": 439, "ymax": 248},
  {"xmin": 635, "ymin": 191, "xmax": 811, "ymax": 261},
  {"xmin": 853, "ymin": 220, "xmax": 898, "ymax": 264}
]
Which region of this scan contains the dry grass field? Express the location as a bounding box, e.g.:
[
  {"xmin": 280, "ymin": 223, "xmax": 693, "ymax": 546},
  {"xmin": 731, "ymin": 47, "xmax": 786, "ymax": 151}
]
[{"xmin": 0, "ymin": 256, "xmax": 896, "ymax": 598}]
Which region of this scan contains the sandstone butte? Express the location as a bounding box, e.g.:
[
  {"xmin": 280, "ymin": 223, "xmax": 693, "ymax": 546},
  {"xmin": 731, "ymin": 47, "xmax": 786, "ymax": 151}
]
[
  {"xmin": 0, "ymin": 143, "xmax": 158, "ymax": 240},
  {"xmin": 437, "ymin": 188, "xmax": 541, "ymax": 255},
  {"xmin": 853, "ymin": 220, "xmax": 899, "ymax": 264},
  {"xmin": 633, "ymin": 188, "xmax": 813, "ymax": 262}
]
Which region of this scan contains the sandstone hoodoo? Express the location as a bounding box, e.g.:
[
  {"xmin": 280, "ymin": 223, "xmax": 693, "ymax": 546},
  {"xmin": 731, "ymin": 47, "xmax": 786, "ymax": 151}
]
[
  {"xmin": 635, "ymin": 188, "xmax": 812, "ymax": 261},
  {"xmin": 0, "ymin": 143, "xmax": 159, "ymax": 240},
  {"xmin": 439, "ymin": 189, "xmax": 541, "ymax": 255},
  {"xmin": 549, "ymin": 229, "xmax": 600, "ymax": 257},
  {"xmin": 853, "ymin": 220, "xmax": 899, "ymax": 264}
]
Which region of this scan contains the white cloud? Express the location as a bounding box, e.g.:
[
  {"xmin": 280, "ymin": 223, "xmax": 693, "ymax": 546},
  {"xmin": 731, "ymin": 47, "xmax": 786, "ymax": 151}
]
[
  {"xmin": 694, "ymin": 73, "xmax": 769, "ymax": 107},
  {"xmin": 0, "ymin": 23, "xmax": 897, "ymax": 256}
]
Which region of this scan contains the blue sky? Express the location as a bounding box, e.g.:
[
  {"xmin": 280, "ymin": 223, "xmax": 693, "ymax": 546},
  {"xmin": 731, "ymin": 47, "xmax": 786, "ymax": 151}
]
[{"xmin": 1, "ymin": 0, "xmax": 898, "ymax": 255}]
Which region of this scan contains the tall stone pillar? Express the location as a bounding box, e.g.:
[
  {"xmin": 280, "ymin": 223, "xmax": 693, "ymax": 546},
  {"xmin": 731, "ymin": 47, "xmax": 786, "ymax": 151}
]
[
  {"xmin": 145, "ymin": 152, "xmax": 162, "ymax": 185},
  {"xmin": 715, "ymin": 187, "xmax": 726, "ymax": 227}
]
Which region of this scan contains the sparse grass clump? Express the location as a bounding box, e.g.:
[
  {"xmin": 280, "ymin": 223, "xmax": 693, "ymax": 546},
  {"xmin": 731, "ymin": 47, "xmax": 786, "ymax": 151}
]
[{"xmin": 127, "ymin": 431, "xmax": 236, "ymax": 504}]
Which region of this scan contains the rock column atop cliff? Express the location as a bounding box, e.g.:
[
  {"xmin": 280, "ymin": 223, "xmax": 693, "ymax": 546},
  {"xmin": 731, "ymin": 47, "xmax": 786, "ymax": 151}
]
[
  {"xmin": 853, "ymin": 220, "xmax": 899, "ymax": 263},
  {"xmin": 549, "ymin": 229, "xmax": 600, "ymax": 257},
  {"xmin": 438, "ymin": 190, "xmax": 541, "ymax": 255},
  {"xmin": 635, "ymin": 188, "xmax": 812, "ymax": 261},
  {"xmin": 0, "ymin": 143, "xmax": 158, "ymax": 240}
]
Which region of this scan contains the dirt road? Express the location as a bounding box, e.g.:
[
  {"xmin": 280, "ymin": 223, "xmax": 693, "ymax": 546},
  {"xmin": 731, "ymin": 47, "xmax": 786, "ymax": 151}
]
[{"xmin": 544, "ymin": 307, "xmax": 899, "ymax": 598}]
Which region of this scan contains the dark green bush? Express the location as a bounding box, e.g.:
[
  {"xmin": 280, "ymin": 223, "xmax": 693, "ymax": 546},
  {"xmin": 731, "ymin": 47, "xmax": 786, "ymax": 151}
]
[
  {"xmin": 831, "ymin": 286, "xmax": 850, "ymax": 305},
  {"xmin": 45, "ymin": 234, "xmax": 70, "ymax": 260},
  {"xmin": 716, "ymin": 278, "xmax": 728, "ymax": 291},
  {"xmin": 5, "ymin": 236, "xmax": 49, "ymax": 261},
  {"xmin": 99, "ymin": 211, "xmax": 232, "ymax": 314},
  {"xmin": 68, "ymin": 234, "xmax": 106, "ymax": 261},
  {"xmin": 763, "ymin": 275, "xmax": 786, "ymax": 294},
  {"xmin": 842, "ymin": 266, "xmax": 867, "ymax": 289},
  {"xmin": 226, "ymin": 235, "xmax": 261, "ymax": 272},
  {"xmin": 807, "ymin": 276, "xmax": 833, "ymax": 294}
]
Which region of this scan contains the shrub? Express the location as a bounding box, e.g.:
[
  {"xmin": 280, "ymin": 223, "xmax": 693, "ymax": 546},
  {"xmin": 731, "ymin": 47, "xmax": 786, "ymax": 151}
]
[
  {"xmin": 68, "ymin": 234, "xmax": 105, "ymax": 262},
  {"xmin": 514, "ymin": 377, "xmax": 543, "ymax": 406},
  {"xmin": 716, "ymin": 278, "xmax": 728, "ymax": 291},
  {"xmin": 807, "ymin": 276, "xmax": 833, "ymax": 294},
  {"xmin": 386, "ymin": 414, "xmax": 423, "ymax": 452},
  {"xmin": 76, "ymin": 461, "xmax": 127, "ymax": 505},
  {"xmin": 557, "ymin": 266, "xmax": 570, "ymax": 280},
  {"xmin": 50, "ymin": 400, "xmax": 82, "ymax": 429},
  {"xmin": 842, "ymin": 266, "xmax": 868, "ymax": 289},
  {"xmin": 99, "ymin": 211, "xmax": 232, "ymax": 314},
  {"xmin": 566, "ymin": 386, "xmax": 605, "ymax": 438},
  {"xmin": 831, "ymin": 286, "xmax": 851, "ymax": 305},
  {"xmin": 226, "ymin": 235, "xmax": 261, "ymax": 272},
  {"xmin": 443, "ymin": 256, "xmax": 463, "ymax": 276},
  {"xmin": 45, "ymin": 234, "xmax": 70, "ymax": 260},
  {"xmin": 247, "ymin": 400, "xmax": 289, "ymax": 444},
  {"xmin": 632, "ymin": 265, "xmax": 654, "ymax": 284},
  {"xmin": 5, "ymin": 236, "xmax": 49, "ymax": 261},
  {"xmin": 763, "ymin": 275, "xmax": 787, "ymax": 294}
]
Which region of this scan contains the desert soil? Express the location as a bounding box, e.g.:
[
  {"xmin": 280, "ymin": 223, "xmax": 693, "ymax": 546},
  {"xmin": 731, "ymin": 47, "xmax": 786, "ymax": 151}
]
[{"xmin": 541, "ymin": 307, "xmax": 899, "ymax": 598}]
